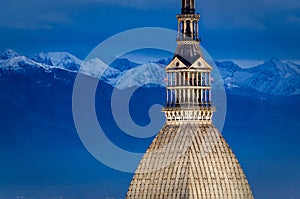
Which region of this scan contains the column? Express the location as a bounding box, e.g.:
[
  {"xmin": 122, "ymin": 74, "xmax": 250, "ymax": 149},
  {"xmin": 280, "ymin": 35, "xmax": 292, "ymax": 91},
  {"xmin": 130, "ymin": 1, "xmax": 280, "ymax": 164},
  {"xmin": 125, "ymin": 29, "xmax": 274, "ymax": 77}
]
[
  {"xmin": 191, "ymin": 88, "xmax": 193, "ymax": 104},
  {"xmin": 181, "ymin": 89, "xmax": 184, "ymax": 104},
  {"xmin": 180, "ymin": 72, "xmax": 182, "ymax": 86},
  {"xmin": 193, "ymin": 89, "xmax": 197, "ymax": 104},
  {"xmin": 172, "ymin": 73, "xmax": 175, "ymax": 87},
  {"xmin": 190, "ymin": 20, "xmax": 193, "ymax": 39},
  {"xmin": 192, "ymin": 72, "xmax": 196, "ymax": 86},
  {"xmin": 187, "ymin": 89, "xmax": 190, "ymax": 104},
  {"xmin": 195, "ymin": 21, "xmax": 197, "ymax": 39},
  {"xmin": 182, "ymin": 20, "xmax": 185, "ymax": 38},
  {"xmin": 178, "ymin": 20, "xmax": 181, "ymax": 39},
  {"xmin": 186, "ymin": 89, "xmax": 188, "ymax": 103},
  {"xmin": 169, "ymin": 89, "xmax": 172, "ymax": 105},
  {"xmin": 207, "ymin": 89, "xmax": 209, "ymax": 104},
  {"xmin": 196, "ymin": 21, "xmax": 198, "ymax": 39},
  {"xmin": 178, "ymin": 73, "xmax": 182, "ymax": 86},
  {"xmin": 167, "ymin": 89, "xmax": 169, "ymax": 106},
  {"xmin": 178, "ymin": 89, "xmax": 181, "ymax": 105},
  {"xmin": 197, "ymin": 89, "xmax": 200, "ymax": 105},
  {"xmin": 172, "ymin": 89, "xmax": 175, "ymax": 105},
  {"xmin": 191, "ymin": 89, "xmax": 193, "ymax": 104},
  {"xmin": 171, "ymin": 89, "xmax": 173, "ymax": 105},
  {"xmin": 209, "ymin": 89, "xmax": 212, "ymax": 103},
  {"xmin": 204, "ymin": 89, "xmax": 207, "ymax": 104},
  {"xmin": 174, "ymin": 88, "xmax": 177, "ymax": 105},
  {"xmin": 191, "ymin": 0, "xmax": 195, "ymax": 9},
  {"xmin": 207, "ymin": 73, "xmax": 209, "ymax": 86}
]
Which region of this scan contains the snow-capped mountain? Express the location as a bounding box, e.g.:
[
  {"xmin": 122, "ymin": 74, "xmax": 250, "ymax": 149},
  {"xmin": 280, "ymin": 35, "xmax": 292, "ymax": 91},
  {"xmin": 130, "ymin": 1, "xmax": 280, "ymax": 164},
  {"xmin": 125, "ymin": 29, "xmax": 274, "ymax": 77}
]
[
  {"xmin": 286, "ymin": 61, "xmax": 300, "ymax": 74},
  {"xmin": 32, "ymin": 52, "xmax": 82, "ymax": 72},
  {"xmin": 114, "ymin": 63, "xmax": 166, "ymax": 89},
  {"xmin": 0, "ymin": 52, "xmax": 50, "ymax": 72},
  {"xmin": 0, "ymin": 49, "xmax": 19, "ymax": 60},
  {"xmin": 1, "ymin": 49, "xmax": 300, "ymax": 96},
  {"xmin": 80, "ymin": 58, "xmax": 121, "ymax": 84},
  {"xmin": 216, "ymin": 58, "xmax": 300, "ymax": 96}
]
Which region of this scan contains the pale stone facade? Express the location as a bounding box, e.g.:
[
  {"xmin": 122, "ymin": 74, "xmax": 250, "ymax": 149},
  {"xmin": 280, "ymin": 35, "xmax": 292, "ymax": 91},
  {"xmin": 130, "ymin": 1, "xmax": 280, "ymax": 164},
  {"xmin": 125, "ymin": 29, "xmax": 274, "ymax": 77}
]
[
  {"xmin": 127, "ymin": 124, "xmax": 253, "ymax": 198},
  {"xmin": 126, "ymin": 0, "xmax": 254, "ymax": 198}
]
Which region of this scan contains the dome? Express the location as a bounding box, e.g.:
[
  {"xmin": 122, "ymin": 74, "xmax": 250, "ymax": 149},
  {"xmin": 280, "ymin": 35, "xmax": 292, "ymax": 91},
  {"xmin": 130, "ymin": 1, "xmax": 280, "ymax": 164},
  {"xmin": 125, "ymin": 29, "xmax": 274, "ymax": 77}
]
[{"xmin": 126, "ymin": 124, "xmax": 253, "ymax": 198}]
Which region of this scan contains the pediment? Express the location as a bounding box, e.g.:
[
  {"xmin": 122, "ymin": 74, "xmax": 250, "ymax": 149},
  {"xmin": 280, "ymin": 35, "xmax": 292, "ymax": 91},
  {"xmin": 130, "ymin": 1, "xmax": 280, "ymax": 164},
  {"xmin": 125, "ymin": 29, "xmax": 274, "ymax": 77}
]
[
  {"xmin": 166, "ymin": 57, "xmax": 188, "ymax": 70},
  {"xmin": 189, "ymin": 57, "xmax": 213, "ymax": 70}
]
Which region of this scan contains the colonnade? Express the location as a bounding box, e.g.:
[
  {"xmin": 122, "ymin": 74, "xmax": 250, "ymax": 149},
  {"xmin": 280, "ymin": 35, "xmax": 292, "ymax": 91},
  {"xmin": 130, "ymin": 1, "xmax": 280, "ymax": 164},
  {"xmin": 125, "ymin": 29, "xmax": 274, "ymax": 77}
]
[
  {"xmin": 166, "ymin": 71, "xmax": 212, "ymax": 106},
  {"xmin": 177, "ymin": 19, "xmax": 199, "ymax": 40}
]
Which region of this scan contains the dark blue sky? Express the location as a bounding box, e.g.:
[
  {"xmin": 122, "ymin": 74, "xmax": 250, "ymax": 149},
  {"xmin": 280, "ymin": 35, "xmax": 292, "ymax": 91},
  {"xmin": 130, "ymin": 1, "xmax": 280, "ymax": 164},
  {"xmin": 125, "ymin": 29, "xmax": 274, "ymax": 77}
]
[{"xmin": 0, "ymin": 0, "xmax": 299, "ymax": 61}]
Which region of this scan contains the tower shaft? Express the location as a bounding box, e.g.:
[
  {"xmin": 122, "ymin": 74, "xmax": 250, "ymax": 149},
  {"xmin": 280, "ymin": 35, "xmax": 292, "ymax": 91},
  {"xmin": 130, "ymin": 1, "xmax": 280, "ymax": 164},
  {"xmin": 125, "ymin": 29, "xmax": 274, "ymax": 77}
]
[
  {"xmin": 126, "ymin": 1, "xmax": 254, "ymax": 198},
  {"xmin": 164, "ymin": 0, "xmax": 213, "ymax": 125},
  {"xmin": 175, "ymin": 0, "xmax": 202, "ymax": 66},
  {"xmin": 178, "ymin": 0, "xmax": 199, "ymax": 41}
]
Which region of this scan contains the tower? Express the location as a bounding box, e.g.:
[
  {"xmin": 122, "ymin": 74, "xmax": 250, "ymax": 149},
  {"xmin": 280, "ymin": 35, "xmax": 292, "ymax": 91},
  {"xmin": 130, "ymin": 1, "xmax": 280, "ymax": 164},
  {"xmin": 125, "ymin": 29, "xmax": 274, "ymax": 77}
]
[{"xmin": 126, "ymin": 0, "xmax": 254, "ymax": 198}]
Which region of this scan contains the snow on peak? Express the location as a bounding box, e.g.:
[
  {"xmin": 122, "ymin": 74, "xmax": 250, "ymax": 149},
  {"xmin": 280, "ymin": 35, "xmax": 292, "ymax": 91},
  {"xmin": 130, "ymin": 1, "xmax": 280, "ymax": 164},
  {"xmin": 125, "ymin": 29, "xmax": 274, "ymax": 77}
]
[
  {"xmin": 0, "ymin": 55, "xmax": 51, "ymax": 71},
  {"xmin": 0, "ymin": 49, "xmax": 19, "ymax": 60},
  {"xmin": 286, "ymin": 61, "xmax": 300, "ymax": 74},
  {"xmin": 1, "ymin": 49, "xmax": 300, "ymax": 96},
  {"xmin": 114, "ymin": 63, "xmax": 166, "ymax": 89},
  {"xmin": 215, "ymin": 61, "xmax": 242, "ymax": 78},
  {"xmin": 256, "ymin": 58, "xmax": 297, "ymax": 76},
  {"xmin": 32, "ymin": 52, "xmax": 82, "ymax": 71},
  {"xmin": 80, "ymin": 58, "xmax": 120, "ymax": 82},
  {"xmin": 217, "ymin": 58, "xmax": 300, "ymax": 96}
]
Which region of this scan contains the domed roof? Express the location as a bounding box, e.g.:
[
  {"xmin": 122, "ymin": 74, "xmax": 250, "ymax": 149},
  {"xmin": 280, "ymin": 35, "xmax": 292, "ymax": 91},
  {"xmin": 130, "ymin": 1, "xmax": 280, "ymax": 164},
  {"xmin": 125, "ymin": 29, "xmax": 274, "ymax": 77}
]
[{"xmin": 126, "ymin": 124, "xmax": 253, "ymax": 198}]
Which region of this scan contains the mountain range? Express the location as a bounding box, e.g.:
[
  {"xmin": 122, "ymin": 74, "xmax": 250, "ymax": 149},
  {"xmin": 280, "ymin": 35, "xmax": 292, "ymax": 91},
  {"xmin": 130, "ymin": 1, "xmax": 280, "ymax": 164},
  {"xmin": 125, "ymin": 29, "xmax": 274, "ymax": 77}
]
[
  {"xmin": 0, "ymin": 49, "xmax": 300, "ymax": 198},
  {"xmin": 1, "ymin": 49, "xmax": 299, "ymax": 96}
]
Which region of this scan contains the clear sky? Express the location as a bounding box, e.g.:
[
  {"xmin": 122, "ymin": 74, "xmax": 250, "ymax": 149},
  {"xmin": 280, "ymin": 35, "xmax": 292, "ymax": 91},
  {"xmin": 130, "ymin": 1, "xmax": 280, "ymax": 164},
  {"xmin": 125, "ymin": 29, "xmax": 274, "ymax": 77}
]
[{"xmin": 0, "ymin": 0, "xmax": 300, "ymax": 61}]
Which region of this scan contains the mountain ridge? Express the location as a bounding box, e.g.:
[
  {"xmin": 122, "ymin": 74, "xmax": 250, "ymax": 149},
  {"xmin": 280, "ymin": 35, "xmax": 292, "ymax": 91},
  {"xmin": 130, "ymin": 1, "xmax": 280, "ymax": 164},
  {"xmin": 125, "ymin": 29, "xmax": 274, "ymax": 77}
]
[{"xmin": 1, "ymin": 49, "xmax": 299, "ymax": 96}]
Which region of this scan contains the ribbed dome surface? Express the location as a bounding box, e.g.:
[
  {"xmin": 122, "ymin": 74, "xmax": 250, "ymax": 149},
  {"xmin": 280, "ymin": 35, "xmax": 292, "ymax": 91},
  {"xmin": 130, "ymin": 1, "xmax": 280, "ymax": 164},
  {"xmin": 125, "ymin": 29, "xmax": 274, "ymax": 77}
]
[{"xmin": 126, "ymin": 124, "xmax": 253, "ymax": 199}]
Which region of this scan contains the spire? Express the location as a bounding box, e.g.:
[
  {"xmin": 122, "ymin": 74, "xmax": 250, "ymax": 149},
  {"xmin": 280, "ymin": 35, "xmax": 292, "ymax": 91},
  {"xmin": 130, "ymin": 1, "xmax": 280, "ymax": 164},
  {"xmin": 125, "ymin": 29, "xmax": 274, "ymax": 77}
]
[
  {"xmin": 164, "ymin": 0, "xmax": 213, "ymax": 121},
  {"xmin": 177, "ymin": 0, "xmax": 200, "ymax": 41},
  {"xmin": 176, "ymin": 0, "xmax": 201, "ymax": 65},
  {"xmin": 181, "ymin": 0, "xmax": 196, "ymax": 14}
]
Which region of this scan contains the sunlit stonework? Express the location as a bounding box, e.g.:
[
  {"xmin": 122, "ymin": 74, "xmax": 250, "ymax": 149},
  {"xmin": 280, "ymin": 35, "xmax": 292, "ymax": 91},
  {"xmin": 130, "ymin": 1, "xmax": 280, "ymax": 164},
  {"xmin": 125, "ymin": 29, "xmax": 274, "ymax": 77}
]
[{"xmin": 126, "ymin": 0, "xmax": 254, "ymax": 198}]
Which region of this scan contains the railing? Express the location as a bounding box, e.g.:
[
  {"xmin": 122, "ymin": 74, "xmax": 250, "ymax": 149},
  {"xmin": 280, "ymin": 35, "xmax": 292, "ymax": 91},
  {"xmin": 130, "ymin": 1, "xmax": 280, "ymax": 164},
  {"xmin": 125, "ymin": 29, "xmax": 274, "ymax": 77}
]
[{"xmin": 165, "ymin": 103, "xmax": 214, "ymax": 108}]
